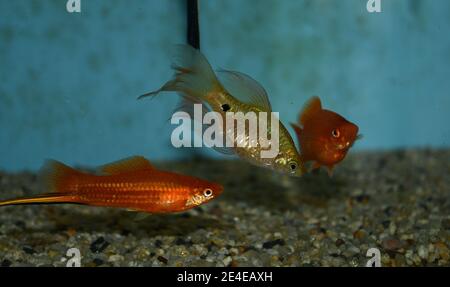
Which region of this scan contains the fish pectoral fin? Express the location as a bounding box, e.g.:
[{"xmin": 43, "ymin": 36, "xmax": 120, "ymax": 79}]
[
  {"xmin": 100, "ymin": 156, "xmax": 155, "ymax": 175},
  {"xmin": 132, "ymin": 212, "xmax": 152, "ymax": 221},
  {"xmin": 217, "ymin": 69, "xmax": 272, "ymax": 112},
  {"xmin": 311, "ymin": 161, "xmax": 322, "ymax": 171},
  {"xmin": 326, "ymin": 165, "xmax": 335, "ymax": 177},
  {"xmin": 300, "ymin": 96, "xmax": 322, "ymax": 126}
]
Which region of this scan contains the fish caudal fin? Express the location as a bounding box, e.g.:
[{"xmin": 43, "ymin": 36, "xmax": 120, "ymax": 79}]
[
  {"xmin": 40, "ymin": 159, "xmax": 83, "ymax": 193},
  {"xmin": 0, "ymin": 194, "xmax": 76, "ymax": 207},
  {"xmin": 0, "ymin": 160, "xmax": 83, "ymax": 207},
  {"xmin": 138, "ymin": 45, "xmax": 224, "ymax": 102}
]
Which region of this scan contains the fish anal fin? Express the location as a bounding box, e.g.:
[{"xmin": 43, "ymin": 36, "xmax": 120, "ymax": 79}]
[
  {"xmin": 133, "ymin": 212, "xmax": 152, "ymax": 221},
  {"xmin": 300, "ymin": 96, "xmax": 322, "ymax": 126},
  {"xmin": 101, "ymin": 156, "xmax": 154, "ymax": 175}
]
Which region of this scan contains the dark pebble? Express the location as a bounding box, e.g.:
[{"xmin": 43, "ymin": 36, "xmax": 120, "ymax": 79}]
[
  {"xmin": 441, "ymin": 219, "xmax": 450, "ymax": 230},
  {"xmin": 1, "ymin": 259, "xmax": 12, "ymax": 267},
  {"xmin": 157, "ymin": 256, "xmax": 168, "ymax": 264},
  {"xmin": 243, "ymin": 245, "xmax": 257, "ymax": 253},
  {"xmin": 175, "ymin": 238, "xmax": 192, "ymax": 246},
  {"xmin": 90, "ymin": 237, "xmax": 110, "ymax": 253},
  {"xmin": 154, "ymin": 240, "xmax": 163, "ymax": 248},
  {"xmin": 354, "ymin": 195, "xmax": 370, "ymax": 203},
  {"xmin": 262, "ymin": 239, "xmax": 285, "ymax": 249},
  {"xmin": 381, "ymin": 220, "xmax": 391, "ymax": 228},
  {"xmin": 22, "ymin": 246, "xmax": 36, "ymax": 255},
  {"xmin": 335, "ymin": 239, "xmax": 345, "ymax": 247},
  {"xmin": 384, "ymin": 206, "xmax": 395, "ymax": 217},
  {"xmin": 206, "ymin": 243, "xmax": 215, "ymax": 252},
  {"xmin": 93, "ymin": 258, "xmax": 104, "ymax": 266}
]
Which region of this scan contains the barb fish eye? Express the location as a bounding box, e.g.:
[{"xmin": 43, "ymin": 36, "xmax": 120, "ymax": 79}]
[
  {"xmin": 289, "ymin": 161, "xmax": 297, "ymax": 171},
  {"xmin": 203, "ymin": 188, "xmax": 213, "ymax": 197},
  {"xmin": 331, "ymin": 129, "xmax": 340, "ymax": 138}
]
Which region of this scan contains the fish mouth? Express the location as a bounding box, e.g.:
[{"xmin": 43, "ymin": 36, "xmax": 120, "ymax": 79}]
[
  {"xmin": 336, "ymin": 142, "xmax": 351, "ymax": 151},
  {"xmin": 336, "ymin": 134, "xmax": 362, "ymax": 151}
]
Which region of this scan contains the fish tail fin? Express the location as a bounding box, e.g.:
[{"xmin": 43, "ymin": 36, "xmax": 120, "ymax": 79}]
[
  {"xmin": 138, "ymin": 45, "xmax": 224, "ymax": 102},
  {"xmin": 40, "ymin": 159, "xmax": 83, "ymax": 193},
  {"xmin": 0, "ymin": 160, "xmax": 84, "ymax": 207},
  {"xmin": 0, "ymin": 193, "xmax": 76, "ymax": 207}
]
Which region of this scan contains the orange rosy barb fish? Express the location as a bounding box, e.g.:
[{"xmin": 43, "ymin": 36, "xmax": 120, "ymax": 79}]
[
  {"xmin": 0, "ymin": 156, "xmax": 223, "ymax": 213},
  {"xmin": 291, "ymin": 96, "xmax": 360, "ymax": 175},
  {"xmin": 139, "ymin": 45, "xmax": 305, "ymax": 176}
]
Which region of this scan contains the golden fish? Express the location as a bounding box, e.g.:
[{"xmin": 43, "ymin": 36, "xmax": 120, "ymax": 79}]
[{"xmin": 139, "ymin": 45, "xmax": 305, "ymax": 176}]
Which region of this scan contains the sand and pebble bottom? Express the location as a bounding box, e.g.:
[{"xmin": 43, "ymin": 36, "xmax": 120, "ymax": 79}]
[{"xmin": 0, "ymin": 149, "xmax": 449, "ymax": 267}]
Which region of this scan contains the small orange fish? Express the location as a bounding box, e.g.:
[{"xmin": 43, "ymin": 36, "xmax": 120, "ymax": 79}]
[
  {"xmin": 0, "ymin": 156, "xmax": 223, "ymax": 213},
  {"xmin": 291, "ymin": 96, "xmax": 360, "ymax": 175}
]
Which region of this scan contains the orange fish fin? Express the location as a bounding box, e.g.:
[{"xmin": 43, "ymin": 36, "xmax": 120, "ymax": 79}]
[
  {"xmin": 290, "ymin": 123, "xmax": 302, "ymax": 136},
  {"xmin": 100, "ymin": 156, "xmax": 155, "ymax": 175},
  {"xmin": 40, "ymin": 160, "xmax": 83, "ymax": 193},
  {"xmin": 311, "ymin": 161, "xmax": 322, "ymax": 171},
  {"xmin": 290, "ymin": 123, "xmax": 302, "ymax": 140},
  {"xmin": 300, "ymin": 96, "xmax": 322, "ymax": 126},
  {"xmin": 326, "ymin": 165, "xmax": 335, "ymax": 177},
  {"xmin": 0, "ymin": 193, "xmax": 77, "ymax": 207}
]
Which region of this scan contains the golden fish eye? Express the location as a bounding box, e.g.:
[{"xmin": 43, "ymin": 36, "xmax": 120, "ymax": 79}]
[
  {"xmin": 332, "ymin": 129, "xmax": 340, "ymax": 138},
  {"xmin": 203, "ymin": 188, "xmax": 213, "ymax": 197}
]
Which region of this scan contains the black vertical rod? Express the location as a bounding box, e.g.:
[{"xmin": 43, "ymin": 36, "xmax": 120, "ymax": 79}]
[{"xmin": 187, "ymin": 0, "xmax": 200, "ymax": 50}]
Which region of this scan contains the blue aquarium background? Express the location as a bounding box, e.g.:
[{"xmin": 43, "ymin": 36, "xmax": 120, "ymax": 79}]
[{"xmin": 1, "ymin": 0, "xmax": 449, "ymax": 171}]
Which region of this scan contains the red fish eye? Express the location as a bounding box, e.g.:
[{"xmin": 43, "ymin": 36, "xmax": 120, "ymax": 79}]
[{"xmin": 332, "ymin": 129, "xmax": 340, "ymax": 138}]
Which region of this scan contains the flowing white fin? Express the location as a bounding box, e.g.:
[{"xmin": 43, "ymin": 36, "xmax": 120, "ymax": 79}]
[{"xmin": 138, "ymin": 45, "xmax": 225, "ymax": 102}]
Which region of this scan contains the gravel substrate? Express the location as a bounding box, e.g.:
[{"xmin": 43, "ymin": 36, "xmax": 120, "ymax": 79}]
[{"xmin": 0, "ymin": 149, "xmax": 449, "ymax": 267}]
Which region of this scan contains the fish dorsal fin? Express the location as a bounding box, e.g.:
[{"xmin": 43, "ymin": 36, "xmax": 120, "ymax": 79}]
[
  {"xmin": 300, "ymin": 96, "xmax": 322, "ymax": 126},
  {"xmin": 101, "ymin": 156, "xmax": 154, "ymax": 175},
  {"xmin": 217, "ymin": 69, "xmax": 272, "ymax": 112}
]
